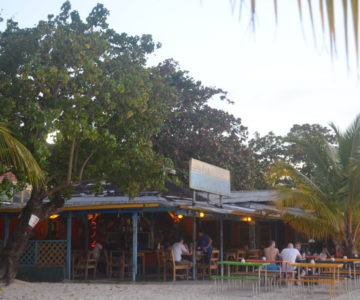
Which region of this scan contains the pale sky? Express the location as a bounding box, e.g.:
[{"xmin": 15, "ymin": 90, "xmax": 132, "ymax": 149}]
[{"xmin": 1, "ymin": 0, "xmax": 359, "ymax": 136}]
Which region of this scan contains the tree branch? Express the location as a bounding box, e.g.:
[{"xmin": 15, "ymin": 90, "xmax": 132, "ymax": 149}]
[
  {"xmin": 45, "ymin": 173, "xmax": 66, "ymax": 184},
  {"xmin": 79, "ymin": 150, "xmax": 96, "ymax": 181},
  {"xmin": 73, "ymin": 141, "xmax": 80, "ymax": 175},
  {"xmin": 66, "ymin": 139, "xmax": 77, "ymax": 185},
  {"xmin": 41, "ymin": 191, "xmax": 65, "ymax": 218}
]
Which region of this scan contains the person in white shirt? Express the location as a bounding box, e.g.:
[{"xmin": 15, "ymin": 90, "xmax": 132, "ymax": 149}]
[
  {"xmin": 280, "ymin": 243, "xmax": 302, "ymax": 272},
  {"xmin": 172, "ymin": 237, "xmax": 191, "ymax": 265}
]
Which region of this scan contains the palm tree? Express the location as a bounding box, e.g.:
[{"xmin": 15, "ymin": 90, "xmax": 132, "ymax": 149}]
[
  {"xmin": 238, "ymin": 0, "xmax": 359, "ymax": 72},
  {"xmin": 269, "ymin": 114, "xmax": 360, "ymax": 256},
  {"xmin": 0, "ymin": 125, "xmax": 44, "ymax": 187}
]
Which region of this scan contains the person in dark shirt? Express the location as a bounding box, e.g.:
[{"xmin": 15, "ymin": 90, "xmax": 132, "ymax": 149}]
[{"xmin": 197, "ymin": 231, "xmax": 213, "ymax": 263}]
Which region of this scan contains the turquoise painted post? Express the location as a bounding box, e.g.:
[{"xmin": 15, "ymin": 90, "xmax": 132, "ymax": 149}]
[
  {"xmin": 66, "ymin": 213, "xmax": 72, "ymax": 279},
  {"xmin": 132, "ymin": 212, "xmax": 138, "ymax": 281},
  {"xmin": 249, "ymin": 221, "xmax": 256, "ymax": 249},
  {"xmin": 219, "ymin": 195, "xmax": 224, "ymax": 261},
  {"xmin": 4, "ymin": 215, "xmax": 10, "ymax": 247},
  {"xmin": 220, "ymin": 217, "xmax": 224, "ymax": 261}
]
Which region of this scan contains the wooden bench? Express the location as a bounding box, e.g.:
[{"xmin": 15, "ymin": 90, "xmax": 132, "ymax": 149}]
[
  {"xmin": 283, "ymin": 278, "xmax": 338, "ymax": 297},
  {"xmin": 321, "ymin": 269, "xmax": 360, "ymax": 276},
  {"xmin": 210, "ymin": 275, "xmax": 261, "ymax": 294},
  {"xmin": 231, "ymin": 271, "xmax": 278, "ymax": 289},
  {"xmin": 211, "ymin": 275, "xmax": 261, "ymax": 280},
  {"xmin": 304, "ymin": 275, "xmax": 348, "ymax": 281}
]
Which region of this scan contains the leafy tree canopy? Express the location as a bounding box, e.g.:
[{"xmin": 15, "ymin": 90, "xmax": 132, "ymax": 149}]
[
  {"xmin": 152, "ymin": 59, "xmax": 253, "ymax": 190},
  {"xmin": 248, "ymin": 131, "xmax": 287, "ymax": 189},
  {"xmin": 0, "ymin": 1, "xmax": 175, "ymax": 200},
  {"xmin": 286, "ymin": 123, "xmax": 335, "ymax": 178}
]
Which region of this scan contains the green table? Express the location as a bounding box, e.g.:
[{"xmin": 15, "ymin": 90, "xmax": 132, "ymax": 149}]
[
  {"xmin": 216, "ymin": 261, "xmax": 270, "ymax": 293},
  {"xmin": 217, "ymin": 261, "xmax": 270, "ymax": 277}
]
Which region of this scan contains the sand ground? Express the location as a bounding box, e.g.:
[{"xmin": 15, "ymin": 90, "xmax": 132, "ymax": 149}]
[{"xmin": 0, "ymin": 280, "xmax": 359, "ymax": 300}]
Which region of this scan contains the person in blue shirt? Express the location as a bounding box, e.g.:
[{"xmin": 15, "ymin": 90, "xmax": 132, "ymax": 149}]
[{"xmin": 197, "ymin": 231, "xmax": 213, "ymax": 263}]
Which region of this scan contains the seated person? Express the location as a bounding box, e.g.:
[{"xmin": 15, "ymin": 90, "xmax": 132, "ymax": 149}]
[
  {"xmin": 263, "ymin": 240, "xmax": 280, "ymax": 270},
  {"xmin": 335, "ymin": 243, "xmax": 344, "ymax": 258},
  {"xmin": 295, "ymin": 242, "xmax": 306, "ymax": 260},
  {"xmin": 172, "ymin": 237, "xmax": 192, "ymax": 266},
  {"xmin": 280, "ymin": 243, "xmax": 302, "ymax": 273},
  {"xmin": 92, "ymin": 242, "xmax": 103, "ymax": 258},
  {"xmin": 318, "ymin": 247, "xmax": 331, "ymax": 261}
]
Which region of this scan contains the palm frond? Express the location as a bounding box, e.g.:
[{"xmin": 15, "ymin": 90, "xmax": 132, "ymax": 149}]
[
  {"xmin": 342, "ymin": 0, "xmax": 350, "ymax": 69},
  {"xmin": 282, "ymin": 212, "xmax": 339, "ymax": 240},
  {"xmin": 270, "ymin": 114, "xmax": 360, "ymax": 250},
  {"xmin": 0, "ymin": 125, "xmax": 44, "ymax": 187},
  {"xmin": 239, "ymin": 0, "xmax": 360, "ymax": 74},
  {"xmin": 274, "ymin": 0, "xmax": 278, "ymax": 24},
  {"xmin": 288, "ymin": 135, "xmax": 342, "ymax": 191},
  {"xmin": 270, "ymin": 161, "xmax": 327, "ymax": 198},
  {"xmin": 350, "ymin": 0, "xmax": 359, "ymax": 73}
]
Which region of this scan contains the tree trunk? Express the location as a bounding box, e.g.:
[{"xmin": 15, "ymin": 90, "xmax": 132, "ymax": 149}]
[
  {"xmin": 0, "ymin": 189, "xmax": 62, "ymax": 285},
  {"xmin": 344, "ymin": 224, "xmax": 357, "ymax": 257},
  {"xmin": 344, "ymin": 238, "xmax": 357, "ymax": 257}
]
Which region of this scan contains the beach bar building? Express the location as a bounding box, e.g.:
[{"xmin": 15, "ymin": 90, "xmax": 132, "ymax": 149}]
[{"xmin": 0, "ymin": 184, "xmax": 300, "ymax": 282}]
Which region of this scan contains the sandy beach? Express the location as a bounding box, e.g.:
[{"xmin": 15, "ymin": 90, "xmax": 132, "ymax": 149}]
[{"xmin": 0, "ymin": 280, "xmax": 359, "ymax": 300}]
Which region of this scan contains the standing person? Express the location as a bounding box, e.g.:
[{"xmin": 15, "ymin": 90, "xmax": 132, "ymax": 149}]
[
  {"xmin": 172, "ymin": 237, "xmax": 192, "ymax": 266},
  {"xmin": 264, "ymin": 240, "xmax": 280, "ymax": 270},
  {"xmin": 197, "ymin": 231, "xmax": 213, "ymax": 263},
  {"xmin": 280, "ymin": 243, "xmax": 302, "ymax": 272}
]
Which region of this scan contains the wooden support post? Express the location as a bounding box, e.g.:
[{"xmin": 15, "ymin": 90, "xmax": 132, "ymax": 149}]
[
  {"xmin": 192, "ymin": 214, "xmax": 197, "ymax": 280},
  {"xmin": 249, "ymin": 220, "xmax": 256, "ymax": 249},
  {"xmin": 220, "ymin": 216, "xmax": 224, "ymax": 277},
  {"xmin": 220, "ymin": 217, "xmax": 224, "ymax": 261},
  {"xmin": 132, "ymin": 212, "xmax": 138, "ymax": 281},
  {"xmin": 66, "ymin": 213, "xmax": 72, "ymax": 280},
  {"xmin": 274, "ymin": 221, "xmax": 278, "ymax": 244},
  {"xmin": 4, "ymin": 215, "xmax": 10, "ymax": 248},
  {"xmin": 192, "ymin": 189, "xmax": 197, "ymax": 280}
]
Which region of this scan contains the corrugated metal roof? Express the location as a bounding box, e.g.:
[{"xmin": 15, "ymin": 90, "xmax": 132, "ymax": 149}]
[
  {"xmin": 198, "ymin": 190, "xmax": 278, "ymax": 204},
  {"xmin": 0, "ymin": 190, "xmax": 280, "ymax": 219}
]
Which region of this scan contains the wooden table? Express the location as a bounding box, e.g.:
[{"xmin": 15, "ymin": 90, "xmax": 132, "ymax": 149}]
[
  {"xmin": 289, "ymin": 262, "xmax": 344, "ymax": 297},
  {"xmin": 290, "ymin": 262, "xmax": 343, "ymax": 281},
  {"xmin": 325, "ymin": 258, "xmax": 360, "ymax": 262},
  {"xmin": 305, "ymin": 255, "xmax": 323, "ymax": 260},
  {"xmin": 247, "ymin": 259, "xmax": 290, "ymax": 280},
  {"xmin": 325, "ymin": 258, "xmax": 360, "ymax": 287},
  {"xmin": 124, "ymin": 251, "xmax": 147, "ymax": 278}
]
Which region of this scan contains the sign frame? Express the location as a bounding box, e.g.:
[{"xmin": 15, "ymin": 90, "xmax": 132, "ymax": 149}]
[{"xmin": 189, "ymin": 158, "xmax": 231, "ymax": 197}]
